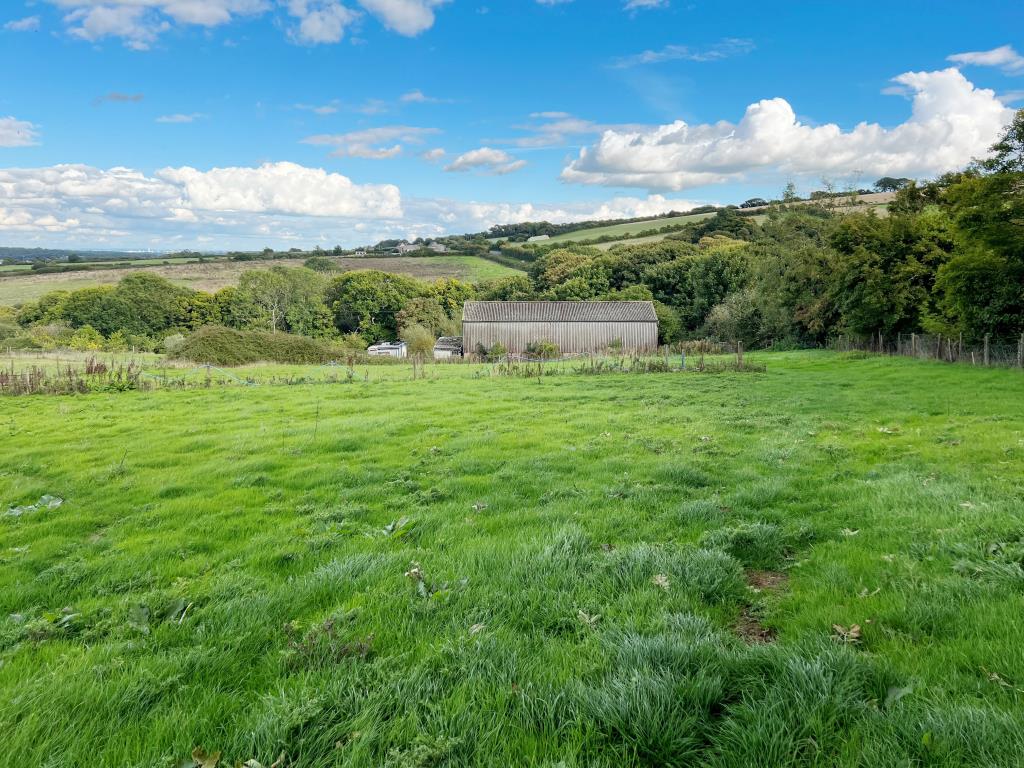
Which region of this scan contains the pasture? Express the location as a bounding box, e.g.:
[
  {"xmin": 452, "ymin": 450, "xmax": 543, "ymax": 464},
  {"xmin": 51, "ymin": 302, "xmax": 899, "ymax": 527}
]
[
  {"xmin": 0, "ymin": 255, "xmax": 522, "ymax": 306},
  {"xmin": 1, "ymin": 352, "xmax": 1023, "ymax": 766}
]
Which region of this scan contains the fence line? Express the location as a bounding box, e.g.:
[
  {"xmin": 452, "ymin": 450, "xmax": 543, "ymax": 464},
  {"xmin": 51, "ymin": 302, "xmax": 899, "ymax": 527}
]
[{"xmin": 833, "ymin": 332, "xmax": 1024, "ymax": 369}]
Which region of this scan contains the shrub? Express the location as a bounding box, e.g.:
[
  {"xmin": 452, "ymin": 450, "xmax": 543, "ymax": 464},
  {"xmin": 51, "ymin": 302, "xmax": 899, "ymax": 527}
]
[
  {"xmin": 69, "ymin": 325, "xmax": 105, "ymax": 351},
  {"xmin": 169, "ymin": 325, "xmax": 346, "ymax": 366},
  {"xmin": 526, "ymin": 340, "xmax": 560, "ymax": 359}
]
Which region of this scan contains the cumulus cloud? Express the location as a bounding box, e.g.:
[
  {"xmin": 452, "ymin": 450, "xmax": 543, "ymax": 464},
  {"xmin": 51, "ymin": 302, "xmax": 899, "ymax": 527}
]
[
  {"xmin": 444, "ymin": 147, "xmax": 526, "ymax": 174},
  {"xmin": 948, "ymin": 44, "xmax": 1024, "ymax": 74},
  {"xmin": 421, "ymin": 148, "xmax": 446, "ymax": 161},
  {"xmin": 287, "ymin": 0, "xmax": 359, "ymax": 44},
  {"xmin": 562, "ymin": 68, "xmax": 1015, "ymax": 191},
  {"xmin": 0, "ymin": 161, "xmax": 402, "ymax": 246},
  {"xmin": 4, "ymin": 16, "xmax": 41, "ymax": 31},
  {"xmin": 356, "ymin": 0, "xmax": 448, "ymax": 36},
  {"xmin": 295, "ymin": 101, "xmax": 341, "ymax": 115},
  {"xmin": 302, "ymin": 125, "xmax": 439, "ymax": 158},
  {"xmin": 0, "ymin": 117, "xmax": 41, "ymax": 148}
]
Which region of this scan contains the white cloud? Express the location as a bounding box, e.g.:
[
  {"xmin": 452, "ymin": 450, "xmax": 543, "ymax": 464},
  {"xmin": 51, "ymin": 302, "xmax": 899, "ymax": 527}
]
[
  {"xmin": 444, "ymin": 147, "xmax": 526, "ymax": 175},
  {"xmin": 421, "ymin": 148, "xmax": 446, "ymax": 161},
  {"xmin": 948, "ymin": 44, "xmax": 1024, "ymax": 74},
  {"xmin": 302, "ymin": 125, "xmax": 439, "ymax": 158},
  {"xmin": 295, "ymin": 101, "xmax": 341, "ymax": 115},
  {"xmin": 45, "ymin": 0, "xmax": 447, "ymax": 48},
  {"xmin": 495, "ymin": 113, "xmax": 644, "ymax": 149},
  {"xmin": 624, "ymin": 0, "xmax": 668, "ymax": 10},
  {"xmin": 562, "ymin": 68, "xmax": 1015, "ymax": 191},
  {"xmin": 0, "ymin": 162, "xmax": 402, "ymax": 246},
  {"xmin": 0, "ymin": 117, "xmax": 40, "ymax": 147},
  {"xmin": 612, "ymin": 38, "xmax": 755, "ymax": 68},
  {"xmin": 4, "ymin": 16, "xmax": 41, "ymax": 31},
  {"xmin": 356, "ymin": 0, "xmax": 448, "ymax": 36},
  {"xmin": 158, "ymin": 162, "xmax": 400, "ymax": 216},
  {"xmin": 400, "ymin": 89, "xmax": 449, "ymax": 103},
  {"xmin": 287, "ymin": 0, "xmax": 359, "ymax": 44},
  {"xmin": 156, "ymin": 113, "xmax": 204, "ymax": 123}
]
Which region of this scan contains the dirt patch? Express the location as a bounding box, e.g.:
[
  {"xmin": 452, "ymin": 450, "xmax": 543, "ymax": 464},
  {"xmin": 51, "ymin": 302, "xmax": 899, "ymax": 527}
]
[
  {"xmin": 746, "ymin": 570, "xmax": 788, "ymax": 591},
  {"xmin": 736, "ymin": 608, "xmax": 776, "ymax": 644}
]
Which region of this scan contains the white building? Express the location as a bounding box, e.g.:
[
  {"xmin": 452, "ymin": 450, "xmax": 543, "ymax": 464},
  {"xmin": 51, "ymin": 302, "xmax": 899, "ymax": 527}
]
[
  {"xmin": 394, "ymin": 242, "xmax": 419, "ymax": 255},
  {"xmin": 527, "ymin": 235, "xmax": 551, "ymax": 243},
  {"xmin": 433, "ymin": 337, "xmax": 463, "ymax": 359},
  {"xmin": 367, "ymin": 341, "xmax": 408, "ymax": 358},
  {"xmin": 427, "ymin": 242, "xmax": 448, "ymax": 254}
]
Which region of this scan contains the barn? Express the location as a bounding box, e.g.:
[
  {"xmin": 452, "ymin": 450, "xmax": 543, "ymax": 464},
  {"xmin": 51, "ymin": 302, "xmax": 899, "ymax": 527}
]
[{"xmin": 462, "ymin": 301, "xmax": 659, "ymax": 355}]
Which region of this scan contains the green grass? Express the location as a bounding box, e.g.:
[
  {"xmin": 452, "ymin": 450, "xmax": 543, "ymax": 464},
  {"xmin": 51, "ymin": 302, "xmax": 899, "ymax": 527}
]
[
  {"xmin": 545, "ymin": 212, "xmax": 717, "ymax": 244},
  {"xmin": 2, "ymin": 352, "xmax": 1024, "ymax": 766}
]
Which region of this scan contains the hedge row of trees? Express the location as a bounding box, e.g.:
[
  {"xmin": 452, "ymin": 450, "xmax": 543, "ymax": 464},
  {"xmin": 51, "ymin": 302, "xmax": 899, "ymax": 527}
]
[{"xmin": 3, "ymin": 268, "xmax": 475, "ymax": 354}]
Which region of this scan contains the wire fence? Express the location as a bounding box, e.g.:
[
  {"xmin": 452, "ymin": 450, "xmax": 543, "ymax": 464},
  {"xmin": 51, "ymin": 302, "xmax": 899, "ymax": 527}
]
[{"xmin": 833, "ymin": 332, "xmax": 1024, "ymax": 369}]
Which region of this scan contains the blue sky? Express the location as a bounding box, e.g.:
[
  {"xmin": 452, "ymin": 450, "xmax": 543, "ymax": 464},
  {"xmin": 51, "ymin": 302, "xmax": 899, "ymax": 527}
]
[{"xmin": 0, "ymin": 0, "xmax": 1022, "ymax": 250}]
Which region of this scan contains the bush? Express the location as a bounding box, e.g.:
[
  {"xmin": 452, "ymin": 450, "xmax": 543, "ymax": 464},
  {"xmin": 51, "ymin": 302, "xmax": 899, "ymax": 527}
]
[
  {"xmin": 170, "ymin": 325, "xmax": 347, "ymax": 366},
  {"xmin": 69, "ymin": 325, "xmax": 105, "ymax": 351},
  {"xmin": 526, "ymin": 339, "xmax": 560, "ymax": 359},
  {"xmin": 477, "ymin": 341, "xmax": 507, "ymax": 362},
  {"xmin": 400, "ymin": 324, "xmax": 435, "ymax": 356}
]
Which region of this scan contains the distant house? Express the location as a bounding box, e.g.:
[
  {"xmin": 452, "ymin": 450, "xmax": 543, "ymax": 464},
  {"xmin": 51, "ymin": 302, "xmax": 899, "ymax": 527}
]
[
  {"xmin": 393, "ymin": 242, "xmax": 419, "ymax": 255},
  {"xmin": 367, "ymin": 341, "xmax": 408, "ymax": 358},
  {"xmin": 353, "ymin": 249, "xmax": 368, "ymax": 257},
  {"xmin": 462, "ymin": 301, "xmax": 658, "ymax": 355},
  {"xmin": 433, "ymin": 336, "xmax": 463, "ymax": 359},
  {"xmin": 526, "ymin": 235, "xmax": 551, "ymax": 243},
  {"xmin": 427, "ymin": 242, "xmax": 448, "ymax": 254}
]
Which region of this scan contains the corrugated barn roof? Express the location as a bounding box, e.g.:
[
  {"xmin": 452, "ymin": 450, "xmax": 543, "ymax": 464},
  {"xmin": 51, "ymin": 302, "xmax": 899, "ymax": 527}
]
[{"xmin": 462, "ymin": 301, "xmax": 657, "ymax": 323}]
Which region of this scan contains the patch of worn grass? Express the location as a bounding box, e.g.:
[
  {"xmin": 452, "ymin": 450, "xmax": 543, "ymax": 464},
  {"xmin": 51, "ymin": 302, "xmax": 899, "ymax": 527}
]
[{"xmin": 1, "ymin": 352, "xmax": 1023, "ymax": 766}]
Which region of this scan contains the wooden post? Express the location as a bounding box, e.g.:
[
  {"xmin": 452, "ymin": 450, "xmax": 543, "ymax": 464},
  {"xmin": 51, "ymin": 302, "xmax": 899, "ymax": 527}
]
[
  {"xmin": 936, "ymin": 334, "xmax": 942, "ymax": 360},
  {"xmin": 736, "ymin": 341, "xmax": 744, "ymax": 370},
  {"xmin": 911, "ymin": 333, "xmax": 917, "ymax": 357},
  {"xmin": 958, "ymin": 333, "xmax": 963, "ymax": 361},
  {"xmin": 984, "ymin": 334, "xmax": 990, "ymax": 367},
  {"xmin": 897, "ymin": 332, "xmax": 902, "ymax": 355},
  {"xmin": 1018, "ymin": 333, "xmax": 1023, "ymax": 369}
]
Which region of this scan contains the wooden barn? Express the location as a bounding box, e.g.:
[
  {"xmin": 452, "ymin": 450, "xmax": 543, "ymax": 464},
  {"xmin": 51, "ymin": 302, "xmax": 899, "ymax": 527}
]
[{"xmin": 462, "ymin": 301, "xmax": 659, "ymax": 355}]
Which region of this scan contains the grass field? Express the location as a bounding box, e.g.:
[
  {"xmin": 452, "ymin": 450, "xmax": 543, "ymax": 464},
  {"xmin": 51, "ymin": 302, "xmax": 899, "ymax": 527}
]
[
  {"xmin": 0, "ymin": 255, "xmax": 522, "ymax": 306},
  {"xmin": 2, "ymin": 352, "xmax": 1024, "ymax": 766},
  {"xmin": 544, "ymin": 213, "xmax": 717, "ymax": 244}
]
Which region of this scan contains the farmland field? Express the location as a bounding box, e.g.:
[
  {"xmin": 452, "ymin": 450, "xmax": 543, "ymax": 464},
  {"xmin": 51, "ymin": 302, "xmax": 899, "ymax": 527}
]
[
  {"xmin": 544, "ymin": 212, "xmax": 717, "ymax": 244},
  {"xmin": 2, "ymin": 352, "xmax": 1023, "ymax": 766},
  {"xmin": 0, "ymin": 255, "xmax": 522, "ymax": 306}
]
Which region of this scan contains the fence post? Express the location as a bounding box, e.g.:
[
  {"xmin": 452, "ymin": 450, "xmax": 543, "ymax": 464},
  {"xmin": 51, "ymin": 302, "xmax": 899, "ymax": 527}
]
[
  {"xmin": 911, "ymin": 333, "xmax": 917, "ymax": 357},
  {"xmin": 936, "ymin": 334, "xmax": 942, "ymax": 360},
  {"xmin": 984, "ymin": 334, "xmax": 990, "ymax": 367},
  {"xmin": 1018, "ymin": 333, "xmax": 1023, "ymax": 369},
  {"xmin": 897, "ymin": 333, "xmax": 902, "ymax": 355},
  {"xmin": 736, "ymin": 341, "xmax": 744, "ymax": 370}
]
